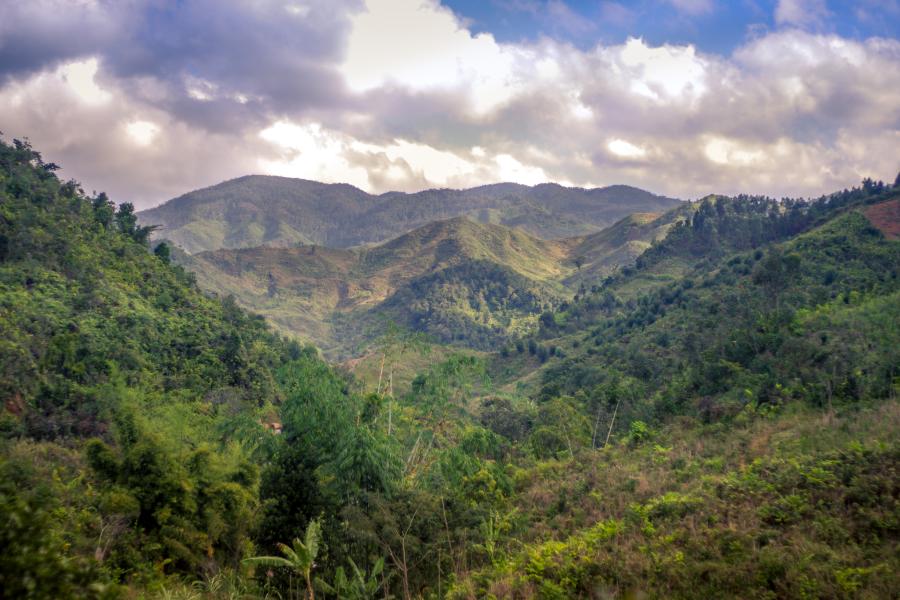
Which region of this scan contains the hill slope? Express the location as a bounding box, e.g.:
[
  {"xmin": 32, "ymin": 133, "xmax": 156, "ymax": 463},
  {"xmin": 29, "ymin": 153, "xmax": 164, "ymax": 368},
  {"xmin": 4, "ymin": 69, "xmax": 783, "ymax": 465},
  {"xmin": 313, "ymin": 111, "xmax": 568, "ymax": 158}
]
[
  {"xmin": 138, "ymin": 175, "xmax": 680, "ymax": 253},
  {"xmin": 450, "ymin": 182, "xmax": 900, "ymax": 598},
  {"xmin": 4, "ymin": 135, "xmax": 899, "ymax": 600},
  {"xmin": 181, "ymin": 217, "xmax": 576, "ymax": 356},
  {"xmin": 0, "ymin": 137, "xmax": 328, "ymax": 594}
]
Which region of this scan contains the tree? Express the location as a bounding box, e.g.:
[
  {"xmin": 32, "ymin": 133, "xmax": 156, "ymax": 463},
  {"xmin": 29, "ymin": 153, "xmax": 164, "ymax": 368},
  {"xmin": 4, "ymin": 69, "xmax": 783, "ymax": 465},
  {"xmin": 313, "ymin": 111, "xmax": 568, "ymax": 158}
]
[
  {"xmin": 115, "ymin": 202, "xmax": 155, "ymax": 244},
  {"xmin": 752, "ymin": 248, "xmax": 801, "ymax": 310},
  {"xmin": 244, "ymin": 518, "xmax": 322, "ymax": 600},
  {"xmin": 92, "ymin": 192, "xmax": 115, "ymax": 228},
  {"xmin": 153, "ymin": 241, "xmax": 171, "ymax": 264}
]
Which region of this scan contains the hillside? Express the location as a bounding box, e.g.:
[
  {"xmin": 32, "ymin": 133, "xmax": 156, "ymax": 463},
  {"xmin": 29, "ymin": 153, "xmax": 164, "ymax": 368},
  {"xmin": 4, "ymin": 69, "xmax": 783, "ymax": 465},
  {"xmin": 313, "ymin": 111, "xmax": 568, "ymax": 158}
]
[
  {"xmin": 561, "ymin": 206, "xmax": 693, "ymax": 288},
  {"xmin": 177, "ymin": 212, "xmax": 682, "ymax": 358},
  {"xmin": 0, "ymin": 138, "xmax": 321, "ymax": 595},
  {"xmin": 2, "ymin": 136, "xmax": 899, "ymax": 599},
  {"xmin": 137, "ymin": 175, "xmax": 680, "ymax": 253},
  {"xmin": 448, "ymin": 182, "xmax": 900, "ymax": 597},
  {"xmin": 180, "ymin": 217, "xmax": 575, "ymax": 356}
]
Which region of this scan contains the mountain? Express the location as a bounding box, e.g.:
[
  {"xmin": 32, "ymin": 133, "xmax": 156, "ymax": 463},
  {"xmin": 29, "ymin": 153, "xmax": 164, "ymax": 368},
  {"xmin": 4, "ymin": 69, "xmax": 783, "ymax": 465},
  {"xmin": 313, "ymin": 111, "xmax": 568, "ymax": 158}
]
[
  {"xmin": 560, "ymin": 205, "xmax": 694, "ymax": 288},
  {"xmin": 4, "ymin": 135, "xmax": 899, "ymax": 599},
  {"xmin": 180, "ymin": 216, "xmax": 575, "ymax": 356},
  {"xmin": 176, "ymin": 211, "xmax": 691, "ymax": 357},
  {"xmin": 137, "ymin": 175, "xmax": 680, "ymax": 253}
]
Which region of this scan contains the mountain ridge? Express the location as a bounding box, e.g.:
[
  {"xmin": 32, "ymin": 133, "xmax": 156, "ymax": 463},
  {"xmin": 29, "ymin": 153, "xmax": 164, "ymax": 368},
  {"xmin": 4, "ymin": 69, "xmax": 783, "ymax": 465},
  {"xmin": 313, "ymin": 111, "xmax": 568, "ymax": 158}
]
[
  {"xmin": 138, "ymin": 175, "xmax": 681, "ymax": 253},
  {"xmin": 179, "ymin": 215, "xmax": 576, "ymax": 356}
]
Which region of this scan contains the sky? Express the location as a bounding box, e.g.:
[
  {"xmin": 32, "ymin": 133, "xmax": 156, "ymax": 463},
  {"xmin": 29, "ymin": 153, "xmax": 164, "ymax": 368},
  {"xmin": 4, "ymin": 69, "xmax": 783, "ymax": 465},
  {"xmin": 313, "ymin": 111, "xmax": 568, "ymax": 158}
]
[{"xmin": 0, "ymin": 0, "xmax": 898, "ymax": 209}]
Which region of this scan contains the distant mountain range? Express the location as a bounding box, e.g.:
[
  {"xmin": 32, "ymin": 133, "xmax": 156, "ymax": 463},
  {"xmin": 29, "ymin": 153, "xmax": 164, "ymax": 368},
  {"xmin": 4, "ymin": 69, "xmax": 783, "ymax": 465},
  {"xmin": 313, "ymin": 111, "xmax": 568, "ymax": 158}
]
[{"xmin": 138, "ymin": 175, "xmax": 680, "ymax": 254}]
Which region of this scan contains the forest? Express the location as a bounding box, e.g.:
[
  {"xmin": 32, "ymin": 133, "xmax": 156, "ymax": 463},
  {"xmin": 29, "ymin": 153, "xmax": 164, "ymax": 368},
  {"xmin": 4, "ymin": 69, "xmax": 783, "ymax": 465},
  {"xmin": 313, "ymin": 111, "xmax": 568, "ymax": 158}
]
[{"xmin": 1, "ymin": 136, "xmax": 898, "ymax": 599}]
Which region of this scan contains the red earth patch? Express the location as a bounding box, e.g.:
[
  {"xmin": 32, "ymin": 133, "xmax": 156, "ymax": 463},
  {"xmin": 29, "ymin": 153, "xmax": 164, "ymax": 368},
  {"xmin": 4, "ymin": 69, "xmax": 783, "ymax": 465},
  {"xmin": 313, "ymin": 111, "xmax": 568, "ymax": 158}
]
[{"xmin": 863, "ymin": 198, "xmax": 900, "ymax": 240}]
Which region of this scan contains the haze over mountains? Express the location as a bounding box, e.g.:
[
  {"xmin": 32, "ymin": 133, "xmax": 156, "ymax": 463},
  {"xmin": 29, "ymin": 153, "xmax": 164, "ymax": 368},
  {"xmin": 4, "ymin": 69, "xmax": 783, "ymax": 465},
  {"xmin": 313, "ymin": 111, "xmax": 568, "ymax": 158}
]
[{"xmin": 137, "ymin": 175, "xmax": 679, "ymax": 254}]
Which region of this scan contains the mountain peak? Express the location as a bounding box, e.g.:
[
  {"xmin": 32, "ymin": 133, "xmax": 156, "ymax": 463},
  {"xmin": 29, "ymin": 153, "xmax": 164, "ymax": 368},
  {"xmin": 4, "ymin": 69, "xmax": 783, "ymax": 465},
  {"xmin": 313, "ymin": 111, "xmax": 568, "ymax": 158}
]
[{"xmin": 138, "ymin": 177, "xmax": 681, "ymax": 254}]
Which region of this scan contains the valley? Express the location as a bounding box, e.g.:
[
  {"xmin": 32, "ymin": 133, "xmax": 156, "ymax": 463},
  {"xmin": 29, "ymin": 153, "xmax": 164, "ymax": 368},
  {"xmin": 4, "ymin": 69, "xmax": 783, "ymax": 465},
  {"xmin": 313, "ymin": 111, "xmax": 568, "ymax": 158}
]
[
  {"xmin": 173, "ymin": 211, "xmax": 681, "ymax": 358},
  {"xmin": 1, "ymin": 138, "xmax": 898, "ymax": 599}
]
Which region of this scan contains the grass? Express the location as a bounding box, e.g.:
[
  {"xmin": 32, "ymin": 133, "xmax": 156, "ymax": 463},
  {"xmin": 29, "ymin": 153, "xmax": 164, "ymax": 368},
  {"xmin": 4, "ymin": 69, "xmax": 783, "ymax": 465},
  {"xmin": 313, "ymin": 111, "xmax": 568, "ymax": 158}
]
[{"xmin": 452, "ymin": 400, "xmax": 900, "ymax": 599}]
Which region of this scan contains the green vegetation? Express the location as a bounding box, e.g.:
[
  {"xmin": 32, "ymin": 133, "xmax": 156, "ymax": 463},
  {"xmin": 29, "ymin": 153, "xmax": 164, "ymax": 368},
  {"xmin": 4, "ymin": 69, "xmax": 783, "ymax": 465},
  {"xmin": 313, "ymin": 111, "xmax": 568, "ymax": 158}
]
[
  {"xmin": 179, "ymin": 217, "xmax": 576, "ymax": 357},
  {"xmin": 2, "ymin": 136, "xmax": 898, "ymax": 599},
  {"xmin": 177, "ymin": 213, "xmax": 675, "ymax": 359}
]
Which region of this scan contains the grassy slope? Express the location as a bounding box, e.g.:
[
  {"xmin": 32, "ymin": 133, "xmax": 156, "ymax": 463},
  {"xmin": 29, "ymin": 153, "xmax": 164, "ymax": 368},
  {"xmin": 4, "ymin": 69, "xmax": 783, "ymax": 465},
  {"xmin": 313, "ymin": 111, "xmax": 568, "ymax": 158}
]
[
  {"xmin": 561, "ymin": 205, "xmax": 693, "ymax": 288},
  {"xmin": 452, "ymin": 400, "xmax": 900, "ymax": 599}
]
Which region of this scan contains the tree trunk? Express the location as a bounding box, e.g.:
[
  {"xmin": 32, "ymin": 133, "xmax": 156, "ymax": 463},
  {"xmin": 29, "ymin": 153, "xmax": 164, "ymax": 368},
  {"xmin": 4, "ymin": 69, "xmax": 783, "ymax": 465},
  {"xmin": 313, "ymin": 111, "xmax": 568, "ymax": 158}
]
[
  {"xmin": 603, "ymin": 395, "xmax": 621, "ymax": 448},
  {"xmin": 376, "ymin": 352, "xmax": 386, "ymax": 394}
]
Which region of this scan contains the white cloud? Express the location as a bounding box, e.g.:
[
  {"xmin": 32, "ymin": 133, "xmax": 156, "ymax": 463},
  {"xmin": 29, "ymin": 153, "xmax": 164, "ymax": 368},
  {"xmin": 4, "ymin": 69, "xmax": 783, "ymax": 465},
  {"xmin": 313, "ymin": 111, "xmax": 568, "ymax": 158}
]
[
  {"xmin": 493, "ymin": 153, "xmax": 547, "ymax": 185},
  {"xmin": 259, "ymin": 121, "xmax": 372, "ymax": 189},
  {"xmin": 606, "ymin": 38, "xmax": 708, "ymax": 103},
  {"xmin": 1, "ymin": 1, "xmax": 898, "ymax": 208},
  {"xmin": 703, "ymin": 136, "xmax": 765, "ymax": 166},
  {"xmin": 608, "ymin": 139, "xmax": 647, "ymax": 159},
  {"xmin": 126, "ymin": 120, "xmax": 160, "ymax": 146},
  {"xmin": 59, "ymin": 58, "xmax": 110, "ymax": 104},
  {"xmin": 258, "ymin": 119, "xmax": 553, "ymax": 191},
  {"xmin": 342, "ymin": 0, "xmax": 524, "ymax": 113},
  {"xmin": 185, "ymin": 76, "xmax": 217, "ymax": 101}
]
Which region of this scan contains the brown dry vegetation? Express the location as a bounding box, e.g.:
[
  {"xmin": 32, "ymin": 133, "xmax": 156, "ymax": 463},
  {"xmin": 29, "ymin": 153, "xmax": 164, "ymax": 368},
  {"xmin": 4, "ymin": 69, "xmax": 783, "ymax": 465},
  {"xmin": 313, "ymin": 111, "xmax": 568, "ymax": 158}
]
[{"xmin": 863, "ymin": 198, "xmax": 900, "ymax": 239}]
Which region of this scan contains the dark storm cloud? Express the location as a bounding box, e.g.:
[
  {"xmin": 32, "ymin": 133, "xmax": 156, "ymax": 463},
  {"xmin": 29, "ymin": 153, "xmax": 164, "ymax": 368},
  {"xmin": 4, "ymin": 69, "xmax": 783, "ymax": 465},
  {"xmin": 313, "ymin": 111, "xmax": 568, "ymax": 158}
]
[
  {"xmin": 0, "ymin": 1, "xmax": 120, "ymax": 82},
  {"xmin": 2, "ymin": 0, "xmax": 360, "ymax": 133}
]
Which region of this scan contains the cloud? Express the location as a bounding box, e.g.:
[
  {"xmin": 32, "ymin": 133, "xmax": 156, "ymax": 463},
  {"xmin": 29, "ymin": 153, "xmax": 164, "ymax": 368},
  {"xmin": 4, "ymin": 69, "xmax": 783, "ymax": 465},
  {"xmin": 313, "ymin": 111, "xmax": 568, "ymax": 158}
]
[
  {"xmin": 0, "ymin": 0, "xmax": 897, "ymax": 209},
  {"xmin": 608, "ymin": 139, "xmax": 648, "ymax": 159},
  {"xmin": 0, "ymin": 0, "xmax": 120, "ymax": 83},
  {"xmin": 258, "ymin": 119, "xmax": 550, "ymax": 190},
  {"xmin": 775, "ymin": 0, "xmax": 832, "ymax": 29},
  {"xmin": 0, "ymin": 55, "xmax": 275, "ymax": 206}
]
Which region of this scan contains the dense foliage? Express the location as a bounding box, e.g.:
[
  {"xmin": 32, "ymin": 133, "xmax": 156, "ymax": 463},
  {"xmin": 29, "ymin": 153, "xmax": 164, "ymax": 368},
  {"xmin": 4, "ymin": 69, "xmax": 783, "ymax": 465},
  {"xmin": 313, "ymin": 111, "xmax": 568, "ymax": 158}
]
[{"xmin": 1, "ymin": 136, "xmax": 898, "ymax": 599}]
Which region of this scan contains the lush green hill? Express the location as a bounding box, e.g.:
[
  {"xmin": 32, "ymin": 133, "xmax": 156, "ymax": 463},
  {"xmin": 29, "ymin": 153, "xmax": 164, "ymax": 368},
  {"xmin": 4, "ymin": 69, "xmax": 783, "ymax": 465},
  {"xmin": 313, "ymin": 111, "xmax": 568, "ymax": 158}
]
[
  {"xmin": 450, "ymin": 182, "xmax": 900, "ymax": 597},
  {"xmin": 175, "ymin": 211, "xmax": 685, "ymax": 358},
  {"xmin": 180, "ymin": 217, "xmax": 575, "ymax": 356},
  {"xmin": 0, "ymin": 138, "xmax": 426, "ymax": 599},
  {"xmin": 0, "ymin": 137, "xmax": 331, "ymax": 596},
  {"xmin": 4, "ymin": 134, "xmax": 899, "ymax": 600},
  {"xmin": 137, "ymin": 175, "xmax": 680, "ymax": 253},
  {"xmin": 561, "ymin": 206, "xmax": 693, "ymax": 288}
]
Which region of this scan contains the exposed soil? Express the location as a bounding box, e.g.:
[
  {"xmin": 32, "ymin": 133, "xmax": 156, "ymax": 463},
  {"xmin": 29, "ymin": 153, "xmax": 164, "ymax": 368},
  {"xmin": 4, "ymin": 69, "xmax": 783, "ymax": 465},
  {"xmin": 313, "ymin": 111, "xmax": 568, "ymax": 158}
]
[{"xmin": 863, "ymin": 198, "xmax": 900, "ymax": 240}]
